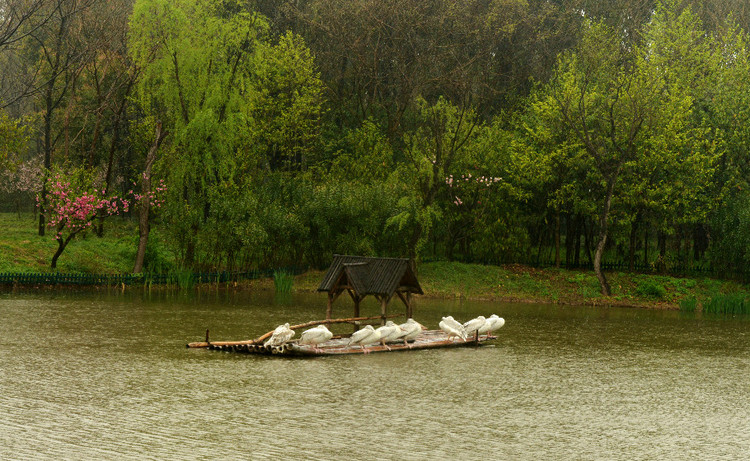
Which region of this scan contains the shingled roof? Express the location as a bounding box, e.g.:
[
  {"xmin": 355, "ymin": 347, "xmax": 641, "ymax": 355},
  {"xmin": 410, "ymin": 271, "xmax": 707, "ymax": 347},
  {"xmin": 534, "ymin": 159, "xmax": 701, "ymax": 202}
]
[{"xmin": 318, "ymin": 255, "xmax": 423, "ymax": 297}]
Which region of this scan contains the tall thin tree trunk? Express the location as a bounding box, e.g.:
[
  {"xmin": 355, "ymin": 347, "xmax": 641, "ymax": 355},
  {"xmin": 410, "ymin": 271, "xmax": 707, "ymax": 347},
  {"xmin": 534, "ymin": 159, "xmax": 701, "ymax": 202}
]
[
  {"xmin": 594, "ymin": 177, "xmax": 617, "ymax": 296},
  {"xmin": 38, "ymin": 87, "xmax": 54, "ymax": 237},
  {"xmin": 554, "ymin": 210, "xmax": 561, "ymax": 268},
  {"xmin": 628, "ymin": 211, "xmax": 641, "ymax": 272},
  {"xmin": 97, "ymin": 79, "xmax": 133, "ymax": 237},
  {"xmin": 583, "ymin": 217, "xmax": 593, "ymax": 266},
  {"xmin": 574, "ymin": 214, "xmax": 582, "ymax": 267},
  {"xmin": 133, "ymin": 121, "xmax": 168, "ymax": 273}
]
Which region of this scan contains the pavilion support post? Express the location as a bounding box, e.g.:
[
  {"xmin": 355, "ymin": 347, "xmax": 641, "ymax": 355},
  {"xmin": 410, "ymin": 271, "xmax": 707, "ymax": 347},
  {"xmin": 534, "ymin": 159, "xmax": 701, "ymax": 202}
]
[
  {"xmin": 380, "ymin": 296, "xmax": 387, "ymax": 325},
  {"xmin": 326, "ymin": 292, "xmax": 333, "ymax": 320},
  {"xmin": 353, "ymin": 296, "xmax": 361, "ymax": 332},
  {"xmin": 396, "ymin": 291, "xmax": 412, "ymax": 319}
]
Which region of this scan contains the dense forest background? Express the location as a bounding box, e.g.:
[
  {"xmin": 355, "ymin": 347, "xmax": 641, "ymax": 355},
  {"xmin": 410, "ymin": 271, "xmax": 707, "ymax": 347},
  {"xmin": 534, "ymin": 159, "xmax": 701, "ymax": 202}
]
[{"xmin": 2, "ymin": 0, "xmax": 750, "ymax": 290}]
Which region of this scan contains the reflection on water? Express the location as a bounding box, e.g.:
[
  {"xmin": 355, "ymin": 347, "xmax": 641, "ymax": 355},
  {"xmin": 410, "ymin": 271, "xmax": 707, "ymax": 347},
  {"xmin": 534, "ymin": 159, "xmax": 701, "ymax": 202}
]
[{"xmin": 1, "ymin": 290, "xmax": 748, "ymax": 460}]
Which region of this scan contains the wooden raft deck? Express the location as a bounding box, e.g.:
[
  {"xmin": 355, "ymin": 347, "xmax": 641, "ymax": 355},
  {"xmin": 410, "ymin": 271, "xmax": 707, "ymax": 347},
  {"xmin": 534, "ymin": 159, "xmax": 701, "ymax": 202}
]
[{"xmin": 188, "ymin": 330, "xmax": 496, "ymax": 356}]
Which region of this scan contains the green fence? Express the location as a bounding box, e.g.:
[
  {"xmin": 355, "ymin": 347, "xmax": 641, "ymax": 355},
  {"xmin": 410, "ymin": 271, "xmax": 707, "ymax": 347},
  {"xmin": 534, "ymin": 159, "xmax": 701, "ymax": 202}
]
[{"xmin": 0, "ymin": 266, "xmax": 307, "ymax": 287}]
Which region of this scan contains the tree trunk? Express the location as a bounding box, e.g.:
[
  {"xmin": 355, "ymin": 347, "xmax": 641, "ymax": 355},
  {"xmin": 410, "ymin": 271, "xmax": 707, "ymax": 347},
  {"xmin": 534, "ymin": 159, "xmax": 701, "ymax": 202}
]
[
  {"xmin": 97, "ymin": 80, "xmax": 132, "ymax": 237},
  {"xmin": 51, "ymin": 233, "xmax": 76, "ymax": 269},
  {"xmin": 133, "ymin": 121, "xmax": 168, "ymax": 273},
  {"xmin": 554, "ymin": 210, "xmax": 561, "ymax": 268},
  {"xmin": 628, "ymin": 211, "xmax": 641, "ymax": 272},
  {"xmin": 535, "ymin": 217, "xmax": 545, "ymax": 264},
  {"xmin": 574, "ymin": 214, "xmax": 582, "ymax": 267},
  {"xmin": 565, "ymin": 213, "xmax": 575, "ymax": 267},
  {"xmin": 594, "ymin": 178, "xmax": 617, "ymax": 296},
  {"xmin": 38, "ymin": 88, "xmax": 54, "ymax": 237},
  {"xmin": 583, "ymin": 217, "xmax": 593, "ymax": 266}
]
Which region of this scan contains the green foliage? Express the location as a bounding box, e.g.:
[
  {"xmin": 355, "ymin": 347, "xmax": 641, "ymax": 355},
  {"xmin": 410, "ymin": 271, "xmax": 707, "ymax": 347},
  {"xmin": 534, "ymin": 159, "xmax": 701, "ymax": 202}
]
[
  {"xmin": 393, "ymin": 97, "xmax": 481, "ymax": 257},
  {"xmin": 635, "ymin": 280, "xmax": 667, "ymax": 299},
  {"xmin": 273, "ymin": 269, "xmax": 294, "ymax": 293},
  {"xmin": 679, "ymin": 296, "xmax": 698, "ymax": 312},
  {"xmin": 709, "ymin": 191, "xmax": 750, "ymax": 278},
  {"xmin": 568, "ymin": 273, "xmax": 602, "ymax": 298},
  {"xmin": 324, "ymin": 119, "xmax": 394, "ymax": 182},
  {"xmin": 702, "ymin": 293, "xmax": 749, "ymax": 315},
  {"xmin": 0, "ymin": 111, "xmax": 30, "ymax": 170},
  {"xmin": 140, "ymin": 230, "xmax": 177, "ymax": 273},
  {"xmin": 130, "ymin": 0, "xmax": 324, "ymax": 270},
  {"xmin": 250, "ymin": 31, "xmax": 325, "ymax": 171},
  {"xmin": 299, "ymin": 180, "xmax": 405, "ymax": 267},
  {"xmin": 173, "ymin": 268, "xmax": 195, "ymax": 290}
]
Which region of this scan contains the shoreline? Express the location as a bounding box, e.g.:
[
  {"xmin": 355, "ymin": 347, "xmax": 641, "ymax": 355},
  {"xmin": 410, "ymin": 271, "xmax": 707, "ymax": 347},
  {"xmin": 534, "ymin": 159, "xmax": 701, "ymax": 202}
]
[{"xmin": 1, "ymin": 261, "xmax": 745, "ymax": 312}]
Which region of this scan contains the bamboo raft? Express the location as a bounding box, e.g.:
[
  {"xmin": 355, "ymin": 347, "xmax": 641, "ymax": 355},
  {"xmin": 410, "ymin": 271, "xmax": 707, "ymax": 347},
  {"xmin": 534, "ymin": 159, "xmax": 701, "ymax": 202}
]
[{"xmin": 186, "ymin": 315, "xmax": 497, "ymax": 357}]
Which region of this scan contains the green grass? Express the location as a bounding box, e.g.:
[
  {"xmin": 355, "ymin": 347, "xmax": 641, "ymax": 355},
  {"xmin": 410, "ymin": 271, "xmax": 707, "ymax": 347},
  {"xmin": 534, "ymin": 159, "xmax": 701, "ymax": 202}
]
[
  {"xmin": 417, "ymin": 261, "xmax": 750, "ymax": 309},
  {"xmin": 0, "ymin": 213, "xmax": 173, "ymax": 274}
]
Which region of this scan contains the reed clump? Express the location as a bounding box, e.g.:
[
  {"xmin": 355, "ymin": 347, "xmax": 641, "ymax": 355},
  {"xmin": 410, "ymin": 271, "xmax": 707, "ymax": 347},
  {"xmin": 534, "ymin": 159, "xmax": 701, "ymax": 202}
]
[
  {"xmin": 273, "ymin": 269, "xmax": 294, "ymax": 293},
  {"xmin": 679, "ymin": 296, "xmax": 697, "ymax": 312},
  {"xmin": 702, "ymin": 293, "xmax": 749, "ymax": 315},
  {"xmin": 172, "ymin": 269, "xmax": 195, "ymax": 290}
]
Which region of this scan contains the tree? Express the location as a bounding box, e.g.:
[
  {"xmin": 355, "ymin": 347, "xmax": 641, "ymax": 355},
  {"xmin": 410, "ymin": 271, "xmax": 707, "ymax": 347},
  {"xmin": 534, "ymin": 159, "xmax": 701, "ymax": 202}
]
[
  {"xmin": 529, "ymin": 3, "xmax": 713, "ymax": 295},
  {"xmin": 132, "ymin": 120, "xmax": 167, "ymax": 273},
  {"xmin": 129, "ymin": 0, "xmax": 323, "ymax": 269},
  {"xmin": 27, "ymin": 0, "xmax": 97, "ymax": 236},
  {"xmin": 390, "ymin": 97, "xmax": 481, "ymax": 259},
  {"xmin": 42, "ymin": 167, "xmax": 129, "ymax": 268},
  {"xmin": 0, "ymin": 154, "xmax": 42, "ymax": 217},
  {"xmin": 0, "ymin": 108, "xmax": 29, "ymax": 169}
]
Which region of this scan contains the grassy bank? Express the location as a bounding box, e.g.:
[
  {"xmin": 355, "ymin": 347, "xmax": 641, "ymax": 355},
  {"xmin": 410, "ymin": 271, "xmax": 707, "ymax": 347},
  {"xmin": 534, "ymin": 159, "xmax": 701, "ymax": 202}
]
[
  {"xmin": 0, "ymin": 213, "xmax": 145, "ymax": 273},
  {"xmin": 415, "ymin": 262, "xmax": 750, "ymax": 310},
  {"xmin": 2, "ymin": 213, "xmax": 749, "ymax": 310},
  {"xmin": 294, "ymin": 262, "xmax": 750, "ymax": 310}
]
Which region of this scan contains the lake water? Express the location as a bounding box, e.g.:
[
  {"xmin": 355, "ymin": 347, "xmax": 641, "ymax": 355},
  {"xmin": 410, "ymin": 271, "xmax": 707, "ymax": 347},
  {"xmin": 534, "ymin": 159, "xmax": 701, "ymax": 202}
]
[{"xmin": 1, "ymin": 289, "xmax": 748, "ymax": 460}]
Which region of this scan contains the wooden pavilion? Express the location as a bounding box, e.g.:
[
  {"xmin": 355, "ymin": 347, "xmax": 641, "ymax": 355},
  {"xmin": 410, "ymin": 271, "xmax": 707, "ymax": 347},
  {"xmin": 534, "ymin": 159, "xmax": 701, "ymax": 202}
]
[{"xmin": 317, "ymin": 255, "xmax": 423, "ymax": 325}]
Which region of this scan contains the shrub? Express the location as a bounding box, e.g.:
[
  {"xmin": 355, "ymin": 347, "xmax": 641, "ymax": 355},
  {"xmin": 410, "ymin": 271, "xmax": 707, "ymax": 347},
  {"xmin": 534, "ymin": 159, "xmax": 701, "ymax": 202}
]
[{"xmin": 635, "ymin": 280, "xmax": 666, "ymax": 299}]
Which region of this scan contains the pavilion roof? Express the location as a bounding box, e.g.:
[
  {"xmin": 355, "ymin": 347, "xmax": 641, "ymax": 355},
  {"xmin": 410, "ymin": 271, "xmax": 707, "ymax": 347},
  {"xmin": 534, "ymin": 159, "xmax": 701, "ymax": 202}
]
[{"xmin": 317, "ymin": 255, "xmax": 423, "ymax": 297}]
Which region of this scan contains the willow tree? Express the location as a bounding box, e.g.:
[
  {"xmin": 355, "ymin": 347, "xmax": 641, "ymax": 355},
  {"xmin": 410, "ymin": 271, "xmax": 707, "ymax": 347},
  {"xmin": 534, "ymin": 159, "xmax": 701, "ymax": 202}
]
[{"xmin": 129, "ymin": 0, "xmax": 323, "ymax": 269}]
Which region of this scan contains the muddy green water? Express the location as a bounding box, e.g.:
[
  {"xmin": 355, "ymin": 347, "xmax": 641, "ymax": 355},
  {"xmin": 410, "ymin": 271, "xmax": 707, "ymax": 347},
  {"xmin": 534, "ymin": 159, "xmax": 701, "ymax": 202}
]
[{"xmin": 1, "ymin": 290, "xmax": 748, "ymax": 460}]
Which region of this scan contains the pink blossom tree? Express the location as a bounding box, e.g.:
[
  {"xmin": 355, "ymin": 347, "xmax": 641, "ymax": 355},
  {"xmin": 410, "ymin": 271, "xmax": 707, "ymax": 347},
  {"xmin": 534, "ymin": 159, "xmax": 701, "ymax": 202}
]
[{"xmin": 41, "ymin": 169, "xmax": 130, "ymax": 269}]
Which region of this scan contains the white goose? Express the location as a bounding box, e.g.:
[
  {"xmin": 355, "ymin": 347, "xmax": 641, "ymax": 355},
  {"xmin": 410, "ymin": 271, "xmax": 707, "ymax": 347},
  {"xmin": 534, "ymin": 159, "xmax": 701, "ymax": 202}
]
[
  {"xmin": 264, "ymin": 323, "xmax": 295, "ymax": 347},
  {"xmin": 477, "ymin": 317, "xmax": 492, "ymax": 338},
  {"xmin": 441, "ymin": 316, "xmax": 466, "ymax": 338},
  {"xmin": 375, "ymin": 321, "xmax": 403, "ymax": 351},
  {"xmin": 397, "ymin": 318, "xmax": 426, "ymax": 347},
  {"xmin": 298, "ymin": 324, "xmax": 333, "ymax": 352},
  {"xmin": 439, "ymin": 317, "xmax": 467, "ymax": 341},
  {"xmin": 486, "ymin": 314, "xmax": 505, "ymax": 338},
  {"xmin": 462, "ymin": 315, "xmax": 486, "ymax": 340},
  {"xmin": 348, "ymin": 325, "xmax": 382, "ymax": 354}
]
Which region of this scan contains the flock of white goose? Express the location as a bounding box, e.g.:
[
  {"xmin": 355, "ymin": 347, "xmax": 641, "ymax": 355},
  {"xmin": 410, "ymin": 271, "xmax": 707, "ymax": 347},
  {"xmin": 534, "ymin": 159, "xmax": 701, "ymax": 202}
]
[
  {"xmin": 263, "ymin": 314, "xmax": 505, "ymax": 354},
  {"xmin": 438, "ymin": 314, "xmax": 505, "ymax": 342}
]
